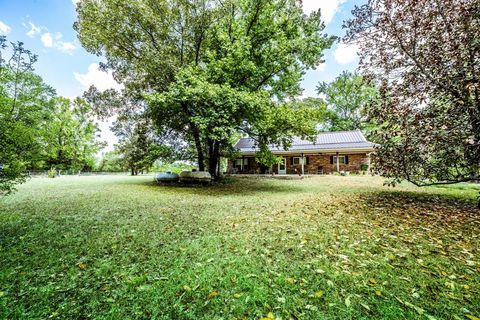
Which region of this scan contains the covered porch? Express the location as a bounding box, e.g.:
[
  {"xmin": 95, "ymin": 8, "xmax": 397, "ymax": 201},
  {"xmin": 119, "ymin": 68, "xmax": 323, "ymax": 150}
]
[{"xmin": 228, "ymin": 152, "xmax": 370, "ymax": 175}]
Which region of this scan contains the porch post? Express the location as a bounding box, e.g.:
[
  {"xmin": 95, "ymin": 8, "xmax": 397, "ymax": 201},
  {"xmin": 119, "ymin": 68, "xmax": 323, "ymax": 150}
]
[
  {"xmin": 336, "ymin": 151, "xmax": 340, "ymax": 172},
  {"xmin": 301, "ymin": 152, "xmax": 304, "ymax": 176},
  {"xmin": 367, "ymin": 153, "xmax": 371, "ymax": 174},
  {"xmin": 241, "ymin": 155, "xmax": 244, "ymax": 172}
]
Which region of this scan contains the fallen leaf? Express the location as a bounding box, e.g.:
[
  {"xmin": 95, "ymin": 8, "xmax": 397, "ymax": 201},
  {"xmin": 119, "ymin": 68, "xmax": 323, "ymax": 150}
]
[
  {"xmin": 345, "ymin": 296, "xmax": 351, "ymax": 307},
  {"xmin": 207, "ymin": 291, "xmax": 218, "ymax": 300},
  {"xmin": 259, "ymin": 312, "xmax": 275, "ymax": 320},
  {"xmin": 375, "ymin": 290, "xmax": 382, "ymax": 296},
  {"xmin": 367, "ymin": 278, "xmax": 377, "ymax": 286},
  {"xmin": 314, "ymin": 291, "xmax": 324, "ymax": 298},
  {"xmin": 183, "ymin": 285, "xmax": 192, "ymax": 292},
  {"xmin": 233, "ymin": 293, "xmax": 241, "ymax": 299},
  {"xmin": 361, "ymin": 303, "xmax": 371, "ymax": 311},
  {"xmin": 403, "ymin": 301, "xmax": 424, "ymax": 315},
  {"xmin": 78, "ymin": 263, "xmax": 87, "ymax": 270}
]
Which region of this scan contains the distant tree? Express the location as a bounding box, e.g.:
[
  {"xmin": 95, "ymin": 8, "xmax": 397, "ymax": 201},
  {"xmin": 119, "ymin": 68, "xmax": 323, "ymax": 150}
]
[
  {"xmin": 345, "ymin": 0, "xmax": 480, "ymax": 198},
  {"xmin": 0, "ymin": 37, "xmax": 55, "ymax": 194},
  {"xmin": 317, "ymin": 71, "xmax": 378, "ymax": 131},
  {"xmin": 74, "ymin": 0, "xmax": 334, "ymax": 178},
  {"xmin": 41, "ymin": 97, "xmax": 104, "ymax": 171},
  {"xmin": 83, "ymin": 87, "xmax": 190, "ymax": 174},
  {"xmin": 113, "ymin": 118, "xmax": 174, "ymax": 175},
  {"xmin": 96, "ymin": 150, "xmax": 125, "ymax": 172}
]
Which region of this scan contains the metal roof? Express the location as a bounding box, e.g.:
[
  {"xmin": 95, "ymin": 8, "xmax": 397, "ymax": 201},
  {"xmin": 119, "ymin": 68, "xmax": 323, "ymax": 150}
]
[{"xmin": 234, "ymin": 130, "xmax": 378, "ymax": 154}]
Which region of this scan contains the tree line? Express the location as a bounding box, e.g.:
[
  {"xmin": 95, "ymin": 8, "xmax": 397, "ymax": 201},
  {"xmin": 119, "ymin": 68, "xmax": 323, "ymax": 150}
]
[{"xmin": 0, "ymin": 37, "xmax": 103, "ymax": 194}]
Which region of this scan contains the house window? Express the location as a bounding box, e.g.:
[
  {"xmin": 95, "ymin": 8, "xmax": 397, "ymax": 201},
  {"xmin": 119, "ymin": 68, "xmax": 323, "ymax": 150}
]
[
  {"xmin": 292, "ymin": 157, "xmax": 302, "ymax": 165},
  {"xmin": 332, "ymin": 156, "xmax": 346, "ymax": 164},
  {"xmin": 235, "ymin": 158, "xmax": 249, "ymax": 170}
]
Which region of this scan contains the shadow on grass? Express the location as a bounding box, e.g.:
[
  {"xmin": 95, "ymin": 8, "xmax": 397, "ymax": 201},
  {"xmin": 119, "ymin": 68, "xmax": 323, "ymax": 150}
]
[
  {"xmin": 360, "ymin": 189, "xmax": 478, "ymax": 214},
  {"xmin": 141, "ymin": 176, "xmax": 310, "ymax": 196}
]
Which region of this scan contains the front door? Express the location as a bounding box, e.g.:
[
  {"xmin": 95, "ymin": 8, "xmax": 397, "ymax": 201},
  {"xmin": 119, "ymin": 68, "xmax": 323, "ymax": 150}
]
[{"xmin": 278, "ymin": 158, "xmax": 287, "ymax": 175}]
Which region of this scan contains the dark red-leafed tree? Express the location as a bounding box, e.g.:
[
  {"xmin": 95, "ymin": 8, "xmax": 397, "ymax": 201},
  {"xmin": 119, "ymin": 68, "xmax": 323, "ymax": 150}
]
[{"xmin": 344, "ymin": 0, "xmax": 480, "ymax": 204}]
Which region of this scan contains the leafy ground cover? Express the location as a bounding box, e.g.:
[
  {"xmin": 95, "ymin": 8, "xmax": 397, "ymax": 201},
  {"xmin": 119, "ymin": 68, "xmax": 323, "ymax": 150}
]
[{"xmin": 0, "ymin": 175, "xmax": 478, "ymax": 319}]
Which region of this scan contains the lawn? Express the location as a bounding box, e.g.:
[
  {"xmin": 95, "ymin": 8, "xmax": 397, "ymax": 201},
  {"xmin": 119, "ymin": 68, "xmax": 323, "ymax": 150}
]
[{"xmin": 0, "ymin": 175, "xmax": 478, "ymax": 319}]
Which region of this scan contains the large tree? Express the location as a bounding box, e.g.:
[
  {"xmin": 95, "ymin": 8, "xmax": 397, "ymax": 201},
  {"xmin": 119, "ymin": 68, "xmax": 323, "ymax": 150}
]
[
  {"xmin": 344, "ymin": 0, "xmax": 480, "ymax": 194},
  {"xmin": 0, "ymin": 37, "xmax": 55, "ymax": 194},
  {"xmin": 317, "ymin": 71, "xmax": 379, "ymax": 132},
  {"xmin": 74, "ymin": 0, "xmax": 333, "ymax": 177}
]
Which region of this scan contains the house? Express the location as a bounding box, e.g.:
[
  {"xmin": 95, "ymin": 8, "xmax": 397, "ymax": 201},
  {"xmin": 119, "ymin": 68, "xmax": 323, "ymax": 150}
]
[{"xmin": 228, "ymin": 130, "xmax": 377, "ymax": 175}]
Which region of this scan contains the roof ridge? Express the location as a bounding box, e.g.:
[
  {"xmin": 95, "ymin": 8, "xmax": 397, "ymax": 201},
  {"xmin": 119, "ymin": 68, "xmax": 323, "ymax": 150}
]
[{"xmin": 317, "ymin": 129, "xmax": 362, "ymax": 134}]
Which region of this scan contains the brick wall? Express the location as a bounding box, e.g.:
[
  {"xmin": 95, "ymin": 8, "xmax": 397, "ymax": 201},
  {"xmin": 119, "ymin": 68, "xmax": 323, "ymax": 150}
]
[{"xmin": 228, "ymin": 153, "xmax": 370, "ymax": 174}]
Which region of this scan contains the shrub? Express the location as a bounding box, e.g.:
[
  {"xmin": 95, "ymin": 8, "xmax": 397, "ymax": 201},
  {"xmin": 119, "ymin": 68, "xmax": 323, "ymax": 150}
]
[{"xmin": 47, "ymin": 169, "xmax": 57, "ymax": 178}]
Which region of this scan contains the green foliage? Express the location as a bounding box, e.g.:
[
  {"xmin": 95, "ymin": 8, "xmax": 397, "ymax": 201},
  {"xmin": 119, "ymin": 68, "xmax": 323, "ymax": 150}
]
[
  {"xmin": 74, "ymin": 0, "xmax": 335, "ymax": 177},
  {"xmin": 0, "ymin": 37, "xmax": 104, "ymax": 194},
  {"xmin": 345, "ymin": 0, "xmax": 480, "ymax": 193},
  {"xmin": 41, "ymin": 97, "xmax": 104, "ymax": 171},
  {"xmin": 151, "ymin": 161, "xmax": 195, "ymax": 174},
  {"xmin": 95, "ymin": 150, "xmax": 125, "ymax": 172},
  {"xmin": 47, "ymin": 169, "xmax": 57, "ymax": 178},
  {"xmin": 317, "ymin": 71, "xmax": 379, "ymax": 131},
  {"xmin": 114, "ymin": 118, "xmax": 176, "ymax": 175},
  {"xmin": 0, "ymin": 37, "xmax": 55, "ymax": 194}
]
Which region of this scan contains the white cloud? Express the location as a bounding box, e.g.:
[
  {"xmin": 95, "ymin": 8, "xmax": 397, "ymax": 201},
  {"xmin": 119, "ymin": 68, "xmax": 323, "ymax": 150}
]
[
  {"xmin": 60, "ymin": 42, "xmax": 76, "ymax": 54},
  {"xmin": 333, "ymin": 43, "xmax": 359, "ymax": 65},
  {"xmin": 41, "ymin": 32, "xmax": 53, "ymax": 47},
  {"xmin": 0, "ymin": 20, "xmax": 11, "ymax": 35},
  {"xmin": 41, "ymin": 31, "xmax": 77, "ymax": 54},
  {"xmin": 72, "ymin": 0, "xmax": 81, "ymax": 5},
  {"xmin": 302, "ymin": 0, "xmax": 347, "ymax": 25},
  {"xmin": 74, "ymin": 63, "xmax": 123, "ymax": 91},
  {"xmin": 24, "ymin": 21, "xmax": 41, "ymax": 38}
]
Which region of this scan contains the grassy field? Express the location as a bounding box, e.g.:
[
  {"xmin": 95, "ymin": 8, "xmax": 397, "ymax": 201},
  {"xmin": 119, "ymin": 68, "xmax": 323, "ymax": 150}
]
[{"xmin": 0, "ymin": 175, "xmax": 478, "ymax": 319}]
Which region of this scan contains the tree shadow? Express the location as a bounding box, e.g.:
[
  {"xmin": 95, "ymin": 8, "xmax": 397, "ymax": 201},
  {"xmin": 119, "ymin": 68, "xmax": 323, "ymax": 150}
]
[
  {"xmin": 358, "ymin": 189, "xmax": 478, "ymax": 225},
  {"xmin": 141, "ymin": 176, "xmax": 310, "ymax": 196}
]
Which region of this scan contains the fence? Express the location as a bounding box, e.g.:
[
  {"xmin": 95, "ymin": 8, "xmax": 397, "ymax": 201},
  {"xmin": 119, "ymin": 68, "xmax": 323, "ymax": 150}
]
[{"xmin": 26, "ymin": 170, "xmax": 134, "ymax": 177}]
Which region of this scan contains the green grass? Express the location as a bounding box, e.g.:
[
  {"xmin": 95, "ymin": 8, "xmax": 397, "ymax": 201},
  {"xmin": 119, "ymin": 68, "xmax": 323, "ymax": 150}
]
[{"xmin": 0, "ymin": 175, "xmax": 478, "ymax": 319}]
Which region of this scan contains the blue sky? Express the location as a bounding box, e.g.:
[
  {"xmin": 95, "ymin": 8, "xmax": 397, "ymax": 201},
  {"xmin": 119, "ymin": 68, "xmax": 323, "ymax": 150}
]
[{"xmin": 0, "ymin": 0, "xmax": 364, "ymax": 149}]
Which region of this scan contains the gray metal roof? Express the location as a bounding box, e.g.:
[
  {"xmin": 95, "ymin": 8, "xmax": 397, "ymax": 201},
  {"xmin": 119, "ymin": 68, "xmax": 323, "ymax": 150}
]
[{"xmin": 235, "ymin": 130, "xmax": 378, "ymax": 153}]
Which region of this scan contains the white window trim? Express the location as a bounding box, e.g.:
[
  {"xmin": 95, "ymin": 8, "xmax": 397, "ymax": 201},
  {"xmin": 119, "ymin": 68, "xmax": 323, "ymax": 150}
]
[
  {"xmin": 333, "ymin": 156, "xmax": 346, "ymax": 165},
  {"xmin": 292, "ymin": 157, "xmax": 303, "ymax": 165}
]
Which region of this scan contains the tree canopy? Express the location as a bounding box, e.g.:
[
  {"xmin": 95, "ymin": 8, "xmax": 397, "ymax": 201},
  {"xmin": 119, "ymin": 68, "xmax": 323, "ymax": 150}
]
[
  {"xmin": 74, "ymin": 0, "xmax": 334, "ymax": 177},
  {"xmin": 344, "ymin": 0, "xmax": 480, "ymax": 190},
  {"xmin": 317, "ymin": 71, "xmax": 378, "ymax": 132}
]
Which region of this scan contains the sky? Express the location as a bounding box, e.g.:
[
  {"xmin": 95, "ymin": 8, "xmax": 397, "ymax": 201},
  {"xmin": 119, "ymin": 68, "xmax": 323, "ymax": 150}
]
[{"xmin": 0, "ymin": 0, "xmax": 364, "ymax": 151}]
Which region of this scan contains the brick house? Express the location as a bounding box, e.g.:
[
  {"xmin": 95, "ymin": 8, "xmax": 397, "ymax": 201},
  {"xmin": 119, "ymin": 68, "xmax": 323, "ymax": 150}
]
[{"xmin": 228, "ymin": 130, "xmax": 377, "ymax": 175}]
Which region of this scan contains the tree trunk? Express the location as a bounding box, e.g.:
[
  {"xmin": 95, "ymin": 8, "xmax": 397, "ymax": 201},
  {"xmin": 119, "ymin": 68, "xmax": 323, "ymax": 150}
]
[
  {"xmin": 207, "ymin": 140, "xmax": 221, "ymax": 179},
  {"xmin": 190, "ymin": 122, "xmax": 205, "ymax": 172},
  {"xmin": 131, "ymin": 167, "xmax": 135, "ymax": 176},
  {"xmin": 217, "ymin": 152, "xmax": 222, "ymax": 177}
]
